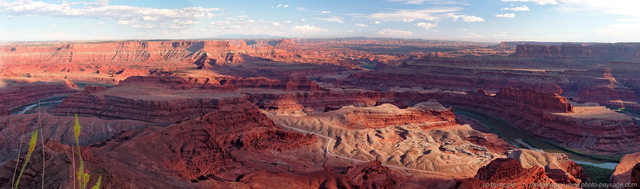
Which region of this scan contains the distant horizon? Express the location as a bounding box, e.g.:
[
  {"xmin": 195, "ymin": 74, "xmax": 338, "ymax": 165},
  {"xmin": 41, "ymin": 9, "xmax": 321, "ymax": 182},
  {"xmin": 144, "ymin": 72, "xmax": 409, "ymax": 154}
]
[
  {"xmin": 1, "ymin": 0, "xmax": 639, "ymax": 42},
  {"xmin": 1, "ymin": 36, "xmax": 637, "ymax": 45}
]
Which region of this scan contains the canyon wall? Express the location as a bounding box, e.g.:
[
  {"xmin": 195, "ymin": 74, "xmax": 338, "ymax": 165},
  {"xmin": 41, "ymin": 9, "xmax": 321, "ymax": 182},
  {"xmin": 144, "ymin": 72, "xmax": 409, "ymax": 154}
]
[
  {"xmin": 52, "ymin": 74, "xmax": 640, "ymax": 156},
  {"xmin": 440, "ymin": 88, "xmax": 640, "ymax": 156},
  {"xmin": 512, "ymin": 43, "xmax": 640, "ymax": 59},
  {"xmin": 0, "ymin": 80, "xmax": 76, "ymax": 111},
  {"xmin": 0, "ymin": 40, "xmax": 293, "ymax": 65},
  {"xmin": 457, "ymin": 158, "xmax": 560, "ymax": 189}
]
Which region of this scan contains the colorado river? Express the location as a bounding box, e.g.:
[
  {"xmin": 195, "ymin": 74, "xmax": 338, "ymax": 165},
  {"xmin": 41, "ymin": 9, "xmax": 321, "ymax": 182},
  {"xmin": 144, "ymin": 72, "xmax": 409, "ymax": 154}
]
[
  {"xmin": 10, "ymin": 96, "xmax": 66, "ymax": 115},
  {"xmin": 454, "ymin": 108, "xmax": 618, "ymax": 170}
]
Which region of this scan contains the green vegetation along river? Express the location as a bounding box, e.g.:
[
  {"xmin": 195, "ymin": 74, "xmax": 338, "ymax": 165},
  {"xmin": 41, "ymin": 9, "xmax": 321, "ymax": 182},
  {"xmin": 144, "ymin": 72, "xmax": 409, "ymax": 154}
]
[{"xmin": 454, "ymin": 108, "xmax": 618, "ymax": 170}]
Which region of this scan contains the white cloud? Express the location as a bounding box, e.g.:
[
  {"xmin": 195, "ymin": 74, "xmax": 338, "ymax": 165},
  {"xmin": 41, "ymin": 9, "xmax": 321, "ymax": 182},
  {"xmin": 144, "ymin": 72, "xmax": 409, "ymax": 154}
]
[
  {"xmin": 495, "ymin": 13, "xmax": 516, "ymax": 18},
  {"xmin": 501, "ymin": 5, "xmax": 530, "ymax": 11},
  {"xmin": 415, "ymin": 22, "xmax": 437, "ymax": 29},
  {"xmin": 320, "ymin": 11, "xmax": 331, "ymax": 14},
  {"xmin": 274, "ymin": 4, "xmax": 289, "ymax": 8},
  {"xmin": 210, "ymin": 19, "xmax": 256, "ymax": 30},
  {"xmin": 292, "ymin": 25, "xmax": 328, "ymax": 32},
  {"xmin": 117, "ymin": 20, "xmax": 137, "ymax": 25},
  {"xmin": 367, "ymin": 8, "xmax": 483, "ymax": 22},
  {"xmin": 0, "ymin": 0, "xmax": 221, "ymax": 30},
  {"xmin": 377, "ymin": 28, "xmax": 413, "ymax": 36},
  {"xmin": 557, "ymin": 0, "xmax": 640, "ymax": 40},
  {"xmin": 132, "ymin": 24, "xmax": 158, "ymax": 29},
  {"xmin": 457, "ymin": 28, "xmax": 469, "ymax": 31},
  {"xmin": 500, "ymin": 0, "xmax": 558, "ymax": 5},
  {"xmin": 142, "ymin": 16, "xmax": 158, "ymax": 21},
  {"xmin": 387, "ymin": 0, "xmax": 468, "ymax": 5},
  {"xmin": 272, "ymin": 22, "xmax": 283, "ymax": 26},
  {"xmin": 557, "ymin": 0, "xmax": 640, "ymax": 18},
  {"xmin": 355, "ymin": 23, "xmax": 369, "ymax": 27},
  {"xmin": 316, "ymin": 16, "xmax": 344, "ymax": 23},
  {"xmin": 368, "ymin": 8, "xmax": 455, "ymax": 22},
  {"xmin": 170, "ymin": 19, "xmax": 196, "ymax": 29},
  {"xmin": 296, "ymin": 7, "xmax": 307, "ymax": 11},
  {"xmin": 595, "ymin": 23, "xmax": 640, "ymax": 40},
  {"xmin": 301, "ymin": 18, "xmax": 306, "ymax": 21},
  {"xmin": 450, "ymin": 14, "xmax": 485, "ymax": 22}
]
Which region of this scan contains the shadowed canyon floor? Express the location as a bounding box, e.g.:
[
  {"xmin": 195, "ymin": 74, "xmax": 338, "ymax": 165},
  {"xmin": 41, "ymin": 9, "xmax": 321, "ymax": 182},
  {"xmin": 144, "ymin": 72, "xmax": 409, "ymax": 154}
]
[{"xmin": 2, "ymin": 39, "xmax": 640, "ymax": 188}]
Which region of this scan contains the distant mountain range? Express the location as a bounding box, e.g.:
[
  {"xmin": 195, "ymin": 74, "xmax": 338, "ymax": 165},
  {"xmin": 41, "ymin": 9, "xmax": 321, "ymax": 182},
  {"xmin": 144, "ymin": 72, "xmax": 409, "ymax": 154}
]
[{"xmin": 212, "ymin": 34, "xmax": 286, "ymax": 39}]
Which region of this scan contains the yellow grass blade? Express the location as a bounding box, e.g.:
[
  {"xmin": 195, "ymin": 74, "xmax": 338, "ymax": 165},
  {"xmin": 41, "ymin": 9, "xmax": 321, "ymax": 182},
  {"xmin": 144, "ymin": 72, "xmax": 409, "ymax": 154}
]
[
  {"xmin": 73, "ymin": 114, "xmax": 81, "ymax": 143},
  {"xmin": 92, "ymin": 176, "xmax": 102, "ymax": 189},
  {"xmin": 13, "ymin": 129, "xmax": 39, "ymax": 189}
]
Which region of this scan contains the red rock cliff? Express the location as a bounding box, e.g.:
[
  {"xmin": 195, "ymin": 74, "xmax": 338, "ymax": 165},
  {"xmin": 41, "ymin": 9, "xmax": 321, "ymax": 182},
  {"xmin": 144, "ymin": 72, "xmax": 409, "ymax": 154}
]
[
  {"xmin": 495, "ymin": 87, "xmax": 574, "ymax": 113},
  {"xmin": 512, "ymin": 43, "xmax": 640, "ymax": 59},
  {"xmin": 457, "ymin": 158, "xmax": 558, "ymax": 189}
]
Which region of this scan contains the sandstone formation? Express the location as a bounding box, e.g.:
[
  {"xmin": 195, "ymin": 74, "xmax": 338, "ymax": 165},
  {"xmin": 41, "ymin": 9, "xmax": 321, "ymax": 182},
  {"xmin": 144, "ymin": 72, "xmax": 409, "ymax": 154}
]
[
  {"xmin": 0, "ymin": 141, "xmax": 75, "ymax": 188},
  {"xmin": 51, "ymin": 73, "xmax": 640, "ymax": 157},
  {"xmin": 440, "ymin": 87, "xmax": 640, "ymax": 156},
  {"xmin": 51, "ymin": 76, "xmax": 324, "ymax": 122},
  {"xmin": 495, "ymin": 87, "xmax": 574, "ymax": 113},
  {"xmin": 3, "ymin": 39, "xmax": 640, "ymax": 188},
  {"xmin": 611, "ymin": 152, "xmax": 640, "ymax": 186},
  {"xmin": 51, "ymin": 82, "xmax": 250, "ymax": 123},
  {"xmin": 0, "ymin": 113, "xmax": 154, "ymax": 164},
  {"xmin": 0, "ymin": 105, "xmax": 8, "ymax": 116},
  {"xmin": 0, "ymin": 79, "xmax": 77, "ymax": 111},
  {"xmin": 509, "ymin": 149, "xmax": 587, "ymax": 184},
  {"xmin": 269, "ymin": 102, "xmax": 512, "ymax": 178},
  {"xmin": 512, "ymin": 43, "xmax": 640, "ymax": 60},
  {"xmin": 457, "ymin": 158, "xmax": 561, "ymax": 189}
]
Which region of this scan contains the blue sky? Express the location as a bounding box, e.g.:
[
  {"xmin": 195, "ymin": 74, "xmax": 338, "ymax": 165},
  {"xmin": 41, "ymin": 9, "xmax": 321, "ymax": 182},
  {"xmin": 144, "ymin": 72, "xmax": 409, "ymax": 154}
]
[{"xmin": 0, "ymin": 0, "xmax": 639, "ymax": 42}]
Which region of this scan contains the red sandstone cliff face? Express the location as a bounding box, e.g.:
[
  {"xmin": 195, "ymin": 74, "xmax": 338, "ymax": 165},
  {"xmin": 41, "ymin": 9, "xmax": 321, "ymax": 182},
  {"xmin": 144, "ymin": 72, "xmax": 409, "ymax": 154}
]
[
  {"xmin": 343, "ymin": 160, "xmax": 398, "ymax": 189},
  {"xmin": 218, "ymin": 160, "xmax": 403, "ymax": 189},
  {"xmin": 512, "ymin": 43, "xmax": 640, "ymax": 59},
  {"xmin": 457, "ymin": 158, "xmax": 560, "ymax": 189},
  {"xmin": 612, "ymin": 152, "xmax": 640, "ymax": 186},
  {"xmin": 0, "ymin": 141, "xmax": 75, "ymax": 188},
  {"xmin": 495, "ymin": 87, "xmax": 574, "ymax": 113},
  {"xmin": 82, "ymin": 104, "xmax": 317, "ymax": 188},
  {"xmin": 0, "ymin": 68, "xmax": 17, "ymax": 77},
  {"xmin": 0, "ymin": 79, "xmax": 76, "ymax": 110},
  {"xmin": 335, "ymin": 101, "xmax": 457, "ymax": 129},
  {"xmin": 441, "ymin": 88, "xmax": 640, "ymax": 156},
  {"xmin": 509, "ymin": 149, "xmax": 587, "ymax": 184},
  {"xmin": 0, "ymin": 40, "xmax": 308, "ymax": 84},
  {"xmin": 51, "ymin": 88, "xmax": 251, "ymax": 123},
  {"xmin": 51, "ymin": 76, "xmax": 325, "ymax": 122},
  {"xmin": 0, "ymin": 105, "xmax": 322, "ymax": 188},
  {"xmin": 0, "ymin": 105, "xmax": 7, "ymax": 116},
  {"xmin": 0, "ymin": 113, "xmax": 154, "ymax": 186},
  {"xmin": 0, "ymin": 40, "xmax": 291, "ymax": 65}
]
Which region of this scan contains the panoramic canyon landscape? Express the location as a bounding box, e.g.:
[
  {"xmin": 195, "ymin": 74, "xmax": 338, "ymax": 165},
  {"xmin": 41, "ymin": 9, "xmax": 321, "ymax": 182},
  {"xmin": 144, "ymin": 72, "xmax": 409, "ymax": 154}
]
[{"xmin": 2, "ymin": 0, "xmax": 640, "ymax": 188}]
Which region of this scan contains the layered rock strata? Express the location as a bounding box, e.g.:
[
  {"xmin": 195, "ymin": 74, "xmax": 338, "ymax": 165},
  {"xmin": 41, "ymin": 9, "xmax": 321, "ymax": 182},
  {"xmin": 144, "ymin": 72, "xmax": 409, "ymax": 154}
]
[
  {"xmin": 457, "ymin": 158, "xmax": 562, "ymax": 189},
  {"xmin": 79, "ymin": 104, "xmax": 318, "ymax": 188},
  {"xmin": 611, "ymin": 152, "xmax": 640, "ymax": 186},
  {"xmin": 0, "ymin": 79, "xmax": 76, "ymax": 111},
  {"xmin": 269, "ymin": 102, "xmax": 512, "ymax": 178},
  {"xmin": 512, "ymin": 43, "xmax": 640, "ymax": 59},
  {"xmin": 509, "ymin": 149, "xmax": 587, "ymax": 184},
  {"xmin": 441, "ymin": 88, "xmax": 640, "ymax": 156}
]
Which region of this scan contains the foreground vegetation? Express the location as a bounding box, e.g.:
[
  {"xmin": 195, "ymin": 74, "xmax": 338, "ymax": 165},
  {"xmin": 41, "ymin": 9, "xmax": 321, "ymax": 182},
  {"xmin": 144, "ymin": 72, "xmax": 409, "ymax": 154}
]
[{"xmin": 580, "ymin": 163, "xmax": 615, "ymax": 183}]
